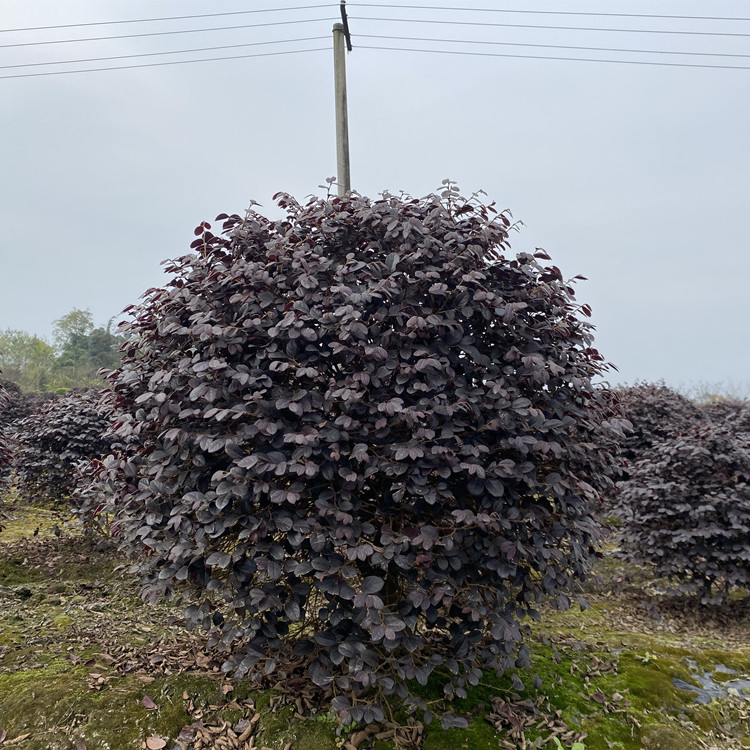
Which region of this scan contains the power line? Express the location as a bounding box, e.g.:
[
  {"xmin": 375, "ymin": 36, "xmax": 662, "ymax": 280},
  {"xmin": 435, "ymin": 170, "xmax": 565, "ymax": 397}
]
[
  {"xmin": 353, "ymin": 4, "xmax": 750, "ymax": 23},
  {"xmin": 358, "ymin": 33, "xmax": 750, "ymax": 60},
  {"xmin": 0, "ymin": 4, "xmax": 335, "ymax": 34},
  {"xmin": 4, "ymin": 3, "xmax": 750, "ymax": 36},
  {"xmin": 0, "ymin": 46, "xmax": 330, "ymax": 80},
  {"xmin": 353, "ymin": 15, "xmax": 750, "ymax": 38},
  {"xmin": 0, "ymin": 18, "xmax": 337, "ymax": 50},
  {"xmin": 6, "ymin": 10, "xmax": 750, "ymax": 56},
  {"xmin": 0, "ymin": 37, "xmax": 330, "ymax": 71},
  {"xmin": 6, "ymin": 3, "xmax": 750, "ymax": 34},
  {"xmin": 358, "ymin": 44, "xmax": 750, "ymax": 70},
  {"xmin": 6, "ymin": 33, "xmax": 747, "ymax": 76},
  {"xmin": 3, "ymin": 18, "xmax": 749, "ymax": 80}
]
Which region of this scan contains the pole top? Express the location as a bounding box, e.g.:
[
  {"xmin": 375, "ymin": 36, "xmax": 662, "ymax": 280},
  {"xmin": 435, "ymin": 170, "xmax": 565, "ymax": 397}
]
[{"xmin": 339, "ymin": 1, "xmax": 353, "ymax": 51}]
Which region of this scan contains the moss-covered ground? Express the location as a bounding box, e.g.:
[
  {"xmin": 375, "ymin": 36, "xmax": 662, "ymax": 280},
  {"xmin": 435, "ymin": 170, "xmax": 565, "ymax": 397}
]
[{"xmin": 0, "ymin": 505, "xmax": 748, "ymax": 749}]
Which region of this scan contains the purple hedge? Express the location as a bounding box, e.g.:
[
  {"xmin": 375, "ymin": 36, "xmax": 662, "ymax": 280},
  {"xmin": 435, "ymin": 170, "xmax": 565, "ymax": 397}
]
[
  {"xmin": 614, "ymin": 383, "xmax": 702, "ymax": 464},
  {"xmin": 13, "ymin": 387, "xmax": 113, "ymax": 503},
  {"xmin": 615, "ymin": 422, "xmax": 750, "ymax": 602},
  {"xmin": 0, "ymin": 379, "xmax": 57, "ymax": 481},
  {"xmin": 0, "ymin": 376, "xmax": 10, "ymax": 528},
  {"xmin": 89, "ymin": 186, "xmax": 625, "ymax": 725},
  {"xmin": 0, "ymin": 377, "xmax": 11, "ymax": 471},
  {"xmin": 0, "ymin": 378, "xmax": 28, "ymax": 425},
  {"xmin": 699, "ymin": 399, "xmax": 750, "ymax": 434}
]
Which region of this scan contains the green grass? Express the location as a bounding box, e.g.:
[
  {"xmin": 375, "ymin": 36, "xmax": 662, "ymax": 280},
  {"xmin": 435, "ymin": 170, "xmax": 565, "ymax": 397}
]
[{"xmin": 1, "ymin": 505, "xmax": 749, "ymax": 749}]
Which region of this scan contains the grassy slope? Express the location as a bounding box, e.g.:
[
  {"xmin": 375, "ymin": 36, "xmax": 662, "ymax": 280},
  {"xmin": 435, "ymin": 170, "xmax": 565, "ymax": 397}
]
[{"xmin": 0, "ymin": 506, "xmax": 748, "ymax": 750}]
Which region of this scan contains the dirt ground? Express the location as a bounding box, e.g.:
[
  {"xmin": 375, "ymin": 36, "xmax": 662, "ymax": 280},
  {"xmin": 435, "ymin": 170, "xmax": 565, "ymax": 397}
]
[{"xmin": 0, "ymin": 504, "xmax": 748, "ymax": 750}]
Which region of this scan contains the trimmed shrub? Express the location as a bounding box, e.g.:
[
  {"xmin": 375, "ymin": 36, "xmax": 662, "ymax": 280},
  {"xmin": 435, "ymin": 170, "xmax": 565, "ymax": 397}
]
[
  {"xmin": 615, "ymin": 423, "xmax": 750, "ymax": 602},
  {"xmin": 614, "ymin": 382, "xmax": 702, "ymax": 462},
  {"xmin": 13, "ymin": 387, "xmax": 113, "ymax": 503},
  {"xmin": 0, "ymin": 378, "xmax": 27, "ymax": 424},
  {"xmin": 0, "ymin": 380, "xmax": 9, "ymax": 527},
  {"xmin": 0, "ymin": 378, "xmax": 57, "ymax": 430},
  {"xmin": 0, "ymin": 380, "xmax": 58, "ymax": 490},
  {"xmin": 0, "ymin": 377, "xmax": 11, "ymax": 471},
  {"xmin": 699, "ymin": 398, "xmax": 750, "ymax": 434},
  {"xmin": 91, "ymin": 187, "xmax": 624, "ymax": 724}
]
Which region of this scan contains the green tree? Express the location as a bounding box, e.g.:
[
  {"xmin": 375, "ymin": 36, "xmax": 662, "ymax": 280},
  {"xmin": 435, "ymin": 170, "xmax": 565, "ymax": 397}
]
[
  {"xmin": 51, "ymin": 310, "xmax": 124, "ymax": 388},
  {"xmin": 0, "ymin": 329, "xmax": 55, "ymax": 391},
  {"xmin": 0, "ymin": 311, "xmax": 124, "ymax": 392},
  {"xmin": 86, "ymin": 325, "xmax": 124, "ymax": 371},
  {"xmin": 52, "ymin": 308, "xmax": 94, "ymax": 353}
]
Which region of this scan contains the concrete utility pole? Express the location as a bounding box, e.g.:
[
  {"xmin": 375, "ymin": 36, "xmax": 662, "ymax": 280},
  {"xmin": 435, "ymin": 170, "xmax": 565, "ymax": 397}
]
[{"xmin": 333, "ymin": 2, "xmax": 352, "ymax": 196}]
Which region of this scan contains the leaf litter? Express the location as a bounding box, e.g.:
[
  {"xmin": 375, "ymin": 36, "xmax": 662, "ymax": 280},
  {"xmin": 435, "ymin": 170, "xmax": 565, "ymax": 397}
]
[{"xmin": 0, "ymin": 506, "xmax": 748, "ymax": 749}]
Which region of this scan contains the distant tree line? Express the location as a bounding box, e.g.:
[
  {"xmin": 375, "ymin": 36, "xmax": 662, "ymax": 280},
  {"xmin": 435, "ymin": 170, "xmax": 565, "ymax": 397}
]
[{"xmin": 0, "ymin": 308, "xmax": 124, "ymax": 392}]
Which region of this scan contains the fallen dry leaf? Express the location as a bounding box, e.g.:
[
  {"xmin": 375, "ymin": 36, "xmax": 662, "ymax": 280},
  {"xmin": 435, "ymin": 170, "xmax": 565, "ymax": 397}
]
[
  {"xmin": 237, "ymin": 723, "xmax": 254, "ymax": 743},
  {"xmin": 142, "ymin": 695, "xmax": 157, "ymax": 710},
  {"xmin": 176, "ymin": 727, "xmax": 195, "ymax": 744},
  {"xmin": 146, "ymin": 738, "xmax": 166, "ymax": 749}
]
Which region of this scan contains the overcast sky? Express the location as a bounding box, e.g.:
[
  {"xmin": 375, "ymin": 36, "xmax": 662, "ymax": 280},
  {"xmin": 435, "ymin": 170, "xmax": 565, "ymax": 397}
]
[{"xmin": 1, "ymin": 0, "xmax": 748, "ymax": 391}]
